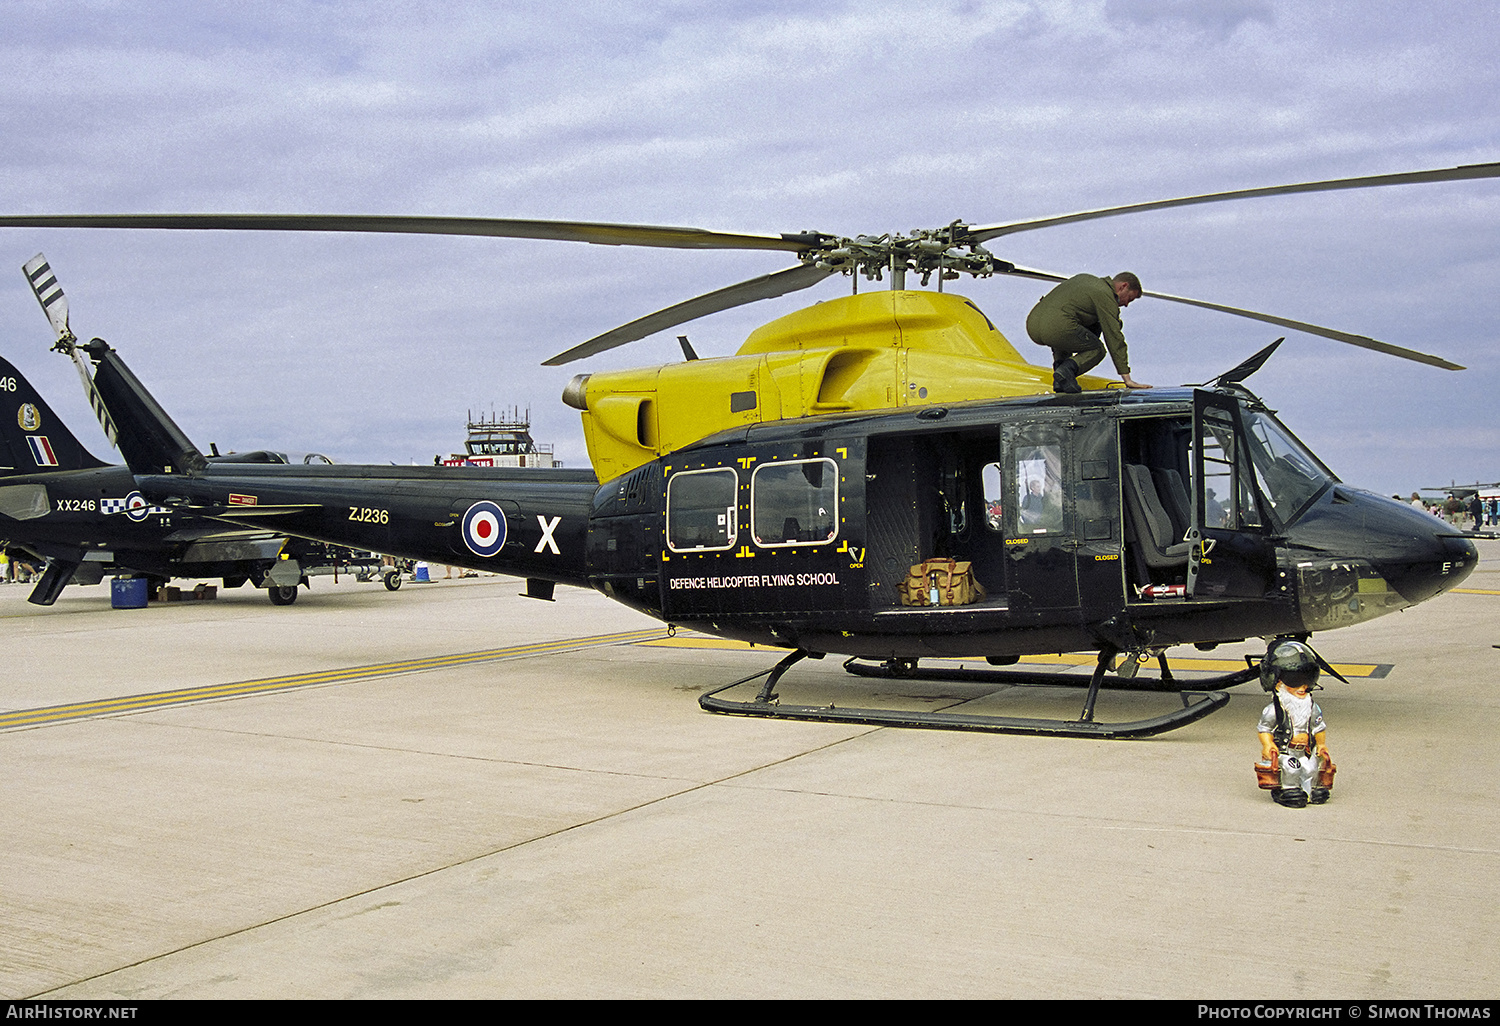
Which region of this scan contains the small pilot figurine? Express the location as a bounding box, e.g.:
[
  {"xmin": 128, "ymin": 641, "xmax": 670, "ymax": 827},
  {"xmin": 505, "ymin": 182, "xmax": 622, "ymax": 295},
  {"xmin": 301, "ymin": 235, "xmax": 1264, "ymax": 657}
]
[{"xmin": 1255, "ymin": 639, "xmax": 1335, "ymax": 808}]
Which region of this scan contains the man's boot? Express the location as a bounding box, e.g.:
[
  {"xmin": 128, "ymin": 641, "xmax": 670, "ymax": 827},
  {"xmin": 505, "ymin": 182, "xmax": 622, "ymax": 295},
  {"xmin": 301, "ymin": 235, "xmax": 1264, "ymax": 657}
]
[{"xmin": 1053, "ymin": 358, "xmax": 1082, "ymax": 394}]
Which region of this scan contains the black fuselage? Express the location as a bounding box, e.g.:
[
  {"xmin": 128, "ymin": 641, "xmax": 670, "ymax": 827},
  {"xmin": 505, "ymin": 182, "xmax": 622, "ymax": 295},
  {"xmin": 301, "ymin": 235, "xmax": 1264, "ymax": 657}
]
[{"xmin": 133, "ymin": 387, "xmax": 1478, "ymax": 659}]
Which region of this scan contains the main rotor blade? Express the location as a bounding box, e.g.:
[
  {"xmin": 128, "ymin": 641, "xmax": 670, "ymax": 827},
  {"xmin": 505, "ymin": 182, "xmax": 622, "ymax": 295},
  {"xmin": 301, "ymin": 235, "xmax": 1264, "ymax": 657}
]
[
  {"xmin": 998, "ymin": 265, "xmax": 1069, "ymax": 284},
  {"xmin": 543, "ymin": 263, "xmax": 835, "ymax": 366},
  {"xmin": 970, "ymin": 161, "xmax": 1500, "ymax": 242},
  {"xmin": 0, "ymin": 213, "xmax": 814, "ymax": 253},
  {"xmin": 999, "ymin": 265, "xmax": 1464, "ymax": 370},
  {"xmin": 1146, "ymin": 289, "xmax": 1463, "ymax": 370}
]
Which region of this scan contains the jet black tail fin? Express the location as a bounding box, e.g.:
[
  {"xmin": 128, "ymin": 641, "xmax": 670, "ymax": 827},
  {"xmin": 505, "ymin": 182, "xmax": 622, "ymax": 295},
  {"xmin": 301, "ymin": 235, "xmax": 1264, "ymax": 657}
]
[
  {"xmin": 80, "ymin": 339, "xmax": 208, "ymax": 476},
  {"xmin": 0, "ymin": 354, "xmax": 108, "ymax": 476}
]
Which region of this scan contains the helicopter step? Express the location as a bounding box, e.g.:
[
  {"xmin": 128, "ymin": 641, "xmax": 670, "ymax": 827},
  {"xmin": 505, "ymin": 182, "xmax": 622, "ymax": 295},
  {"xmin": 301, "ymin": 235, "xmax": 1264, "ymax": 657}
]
[{"xmin": 698, "ymin": 647, "xmax": 1234, "ymax": 739}]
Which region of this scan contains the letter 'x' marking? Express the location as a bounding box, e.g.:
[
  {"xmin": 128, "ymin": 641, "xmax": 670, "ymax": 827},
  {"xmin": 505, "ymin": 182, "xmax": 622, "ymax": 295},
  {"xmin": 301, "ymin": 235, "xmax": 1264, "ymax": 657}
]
[{"xmin": 535, "ymin": 515, "xmax": 562, "ymax": 554}]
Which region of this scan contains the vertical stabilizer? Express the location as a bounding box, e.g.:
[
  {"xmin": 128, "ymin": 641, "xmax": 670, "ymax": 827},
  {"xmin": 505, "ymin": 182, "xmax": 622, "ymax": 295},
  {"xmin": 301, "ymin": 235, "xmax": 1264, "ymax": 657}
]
[{"xmin": 80, "ymin": 340, "xmax": 208, "ymax": 476}]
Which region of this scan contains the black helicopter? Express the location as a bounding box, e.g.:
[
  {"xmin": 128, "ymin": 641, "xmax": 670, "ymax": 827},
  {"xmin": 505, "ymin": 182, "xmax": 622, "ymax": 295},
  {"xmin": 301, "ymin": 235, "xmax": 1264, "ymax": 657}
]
[
  {"xmin": 0, "ymin": 260, "xmax": 401, "ymax": 606},
  {"xmin": 5, "ymin": 160, "xmax": 1489, "ymax": 735}
]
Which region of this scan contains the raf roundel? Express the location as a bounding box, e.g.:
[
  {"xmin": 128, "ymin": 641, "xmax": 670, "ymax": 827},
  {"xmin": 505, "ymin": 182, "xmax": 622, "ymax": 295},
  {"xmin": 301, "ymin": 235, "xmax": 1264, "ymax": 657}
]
[
  {"xmin": 461, "ymin": 501, "xmax": 508, "ymax": 558},
  {"xmin": 124, "ymin": 491, "xmax": 151, "ymax": 522}
]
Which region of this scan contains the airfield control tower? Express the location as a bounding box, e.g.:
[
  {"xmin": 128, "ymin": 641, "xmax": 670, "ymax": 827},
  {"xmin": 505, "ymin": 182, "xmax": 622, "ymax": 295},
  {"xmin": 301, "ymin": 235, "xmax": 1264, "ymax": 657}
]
[{"xmin": 442, "ymin": 408, "xmax": 559, "ymax": 468}]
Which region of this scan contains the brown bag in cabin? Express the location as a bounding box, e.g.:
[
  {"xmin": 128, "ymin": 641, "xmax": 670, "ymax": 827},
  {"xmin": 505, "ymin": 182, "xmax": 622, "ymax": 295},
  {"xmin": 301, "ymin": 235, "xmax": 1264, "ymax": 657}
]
[{"xmin": 899, "ymin": 558, "xmax": 987, "ymax": 606}]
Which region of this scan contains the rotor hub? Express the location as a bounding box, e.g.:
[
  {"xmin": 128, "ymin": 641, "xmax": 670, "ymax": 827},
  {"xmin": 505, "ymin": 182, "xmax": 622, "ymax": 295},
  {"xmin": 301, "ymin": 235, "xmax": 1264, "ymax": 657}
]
[{"xmin": 800, "ymin": 221, "xmax": 1013, "ymax": 286}]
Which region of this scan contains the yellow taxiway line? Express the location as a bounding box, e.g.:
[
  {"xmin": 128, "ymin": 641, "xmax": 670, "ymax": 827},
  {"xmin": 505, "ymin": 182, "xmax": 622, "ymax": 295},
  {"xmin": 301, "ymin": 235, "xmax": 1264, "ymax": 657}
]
[
  {"xmin": 0, "ymin": 627, "xmax": 666, "ymax": 731},
  {"xmin": 5, "ymin": 623, "xmax": 1399, "ymax": 732}
]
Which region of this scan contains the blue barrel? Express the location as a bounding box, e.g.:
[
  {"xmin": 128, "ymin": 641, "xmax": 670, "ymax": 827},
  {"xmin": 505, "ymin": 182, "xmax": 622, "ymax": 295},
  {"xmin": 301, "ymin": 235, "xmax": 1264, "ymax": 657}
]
[
  {"xmin": 111, "ymin": 577, "xmax": 149, "ymax": 609},
  {"xmin": 414, "ymin": 563, "xmax": 430, "ymax": 582}
]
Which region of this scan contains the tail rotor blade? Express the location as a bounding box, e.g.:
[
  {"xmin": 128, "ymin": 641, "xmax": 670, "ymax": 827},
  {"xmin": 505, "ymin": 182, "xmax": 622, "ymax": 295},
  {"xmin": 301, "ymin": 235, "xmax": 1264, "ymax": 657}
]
[
  {"xmin": 73, "ymin": 347, "xmax": 119, "ymax": 451},
  {"xmin": 22, "ymin": 253, "xmax": 71, "ymax": 342},
  {"xmin": 21, "ymin": 255, "xmax": 120, "ymax": 447}
]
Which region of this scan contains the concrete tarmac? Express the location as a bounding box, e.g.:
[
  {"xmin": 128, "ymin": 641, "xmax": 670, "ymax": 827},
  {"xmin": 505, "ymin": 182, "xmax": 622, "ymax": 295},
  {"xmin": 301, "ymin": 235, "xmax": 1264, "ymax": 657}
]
[{"xmin": 2, "ymin": 548, "xmax": 1498, "ymax": 1000}]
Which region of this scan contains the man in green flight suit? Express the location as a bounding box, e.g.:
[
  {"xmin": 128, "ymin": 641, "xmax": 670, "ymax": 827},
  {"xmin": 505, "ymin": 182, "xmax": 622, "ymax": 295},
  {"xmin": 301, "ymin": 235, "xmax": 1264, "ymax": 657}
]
[{"xmin": 1026, "ymin": 272, "xmax": 1153, "ymax": 394}]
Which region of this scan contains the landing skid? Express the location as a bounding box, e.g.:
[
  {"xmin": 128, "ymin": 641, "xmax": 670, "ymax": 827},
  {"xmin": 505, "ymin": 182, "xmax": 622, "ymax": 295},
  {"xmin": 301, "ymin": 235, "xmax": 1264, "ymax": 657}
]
[{"xmin": 698, "ymin": 648, "xmax": 1245, "ymax": 739}]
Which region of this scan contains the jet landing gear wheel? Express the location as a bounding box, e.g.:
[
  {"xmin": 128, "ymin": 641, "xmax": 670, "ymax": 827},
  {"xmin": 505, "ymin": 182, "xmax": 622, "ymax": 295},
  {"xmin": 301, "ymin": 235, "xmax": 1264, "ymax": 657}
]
[
  {"xmin": 383, "ymin": 570, "xmax": 402, "ymax": 591},
  {"xmin": 267, "ymin": 585, "xmax": 299, "ymax": 606}
]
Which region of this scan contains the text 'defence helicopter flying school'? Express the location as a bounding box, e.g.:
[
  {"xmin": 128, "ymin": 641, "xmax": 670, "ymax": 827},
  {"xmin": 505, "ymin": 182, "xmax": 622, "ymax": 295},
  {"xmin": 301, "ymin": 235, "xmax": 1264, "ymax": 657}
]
[{"xmin": 3, "ymin": 160, "xmax": 1490, "ymax": 737}]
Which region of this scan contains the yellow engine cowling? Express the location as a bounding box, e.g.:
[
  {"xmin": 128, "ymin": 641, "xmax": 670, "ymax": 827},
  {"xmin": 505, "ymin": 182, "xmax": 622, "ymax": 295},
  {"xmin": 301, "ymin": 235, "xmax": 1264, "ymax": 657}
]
[{"xmin": 566, "ymin": 290, "xmax": 1111, "ymax": 481}]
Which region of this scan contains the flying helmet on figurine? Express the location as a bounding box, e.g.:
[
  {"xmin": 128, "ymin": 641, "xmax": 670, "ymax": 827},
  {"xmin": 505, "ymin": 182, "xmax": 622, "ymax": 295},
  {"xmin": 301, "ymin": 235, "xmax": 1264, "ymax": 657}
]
[{"xmin": 1259, "ymin": 639, "xmax": 1321, "ymax": 692}]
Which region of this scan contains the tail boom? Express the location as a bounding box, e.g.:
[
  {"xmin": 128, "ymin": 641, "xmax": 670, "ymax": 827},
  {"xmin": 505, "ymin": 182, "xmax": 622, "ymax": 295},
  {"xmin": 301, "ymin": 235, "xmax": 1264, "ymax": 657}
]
[{"xmin": 138, "ymin": 463, "xmax": 599, "ymax": 587}]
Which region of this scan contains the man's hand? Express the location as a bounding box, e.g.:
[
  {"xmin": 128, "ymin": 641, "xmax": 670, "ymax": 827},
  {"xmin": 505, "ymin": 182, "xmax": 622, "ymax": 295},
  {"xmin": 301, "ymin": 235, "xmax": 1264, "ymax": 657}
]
[
  {"xmin": 1259, "ymin": 733, "xmax": 1278, "ymax": 763},
  {"xmin": 1122, "ymin": 374, "xmax": 1152, "ymax": 389}
]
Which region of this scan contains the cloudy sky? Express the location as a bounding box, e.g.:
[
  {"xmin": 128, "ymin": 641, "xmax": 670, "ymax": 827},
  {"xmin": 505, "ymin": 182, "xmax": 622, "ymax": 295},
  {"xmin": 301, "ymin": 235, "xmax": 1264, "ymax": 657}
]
[{"xmin": 1, "ymin": 0, "xmax": 1496, "ymax": 496}]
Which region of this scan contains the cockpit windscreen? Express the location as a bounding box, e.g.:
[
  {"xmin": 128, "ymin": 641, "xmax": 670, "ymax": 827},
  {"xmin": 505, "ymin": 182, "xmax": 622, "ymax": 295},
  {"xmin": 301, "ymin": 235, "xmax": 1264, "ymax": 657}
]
[{"xmin": 1241, "ymin": 410, "xmax": 1333, "ymax": 526}]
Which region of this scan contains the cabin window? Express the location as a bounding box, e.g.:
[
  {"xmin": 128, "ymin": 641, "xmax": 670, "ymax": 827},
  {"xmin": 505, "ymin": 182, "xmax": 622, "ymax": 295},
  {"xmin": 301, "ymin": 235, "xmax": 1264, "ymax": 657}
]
[
  {"xmin": 751, "ymin": 458, "xmax": 839, "ymax": 547},
  {"xmin": 666, "ymin": 468, "xmax": 738, "ymax": 552},
  {"xmin": 982, "ymin": 462, "xmax": 1003, "ymax": 532},
  {"xmin": 1015, "ymin": 444, "xmax": 1064, "ymax": 535}
]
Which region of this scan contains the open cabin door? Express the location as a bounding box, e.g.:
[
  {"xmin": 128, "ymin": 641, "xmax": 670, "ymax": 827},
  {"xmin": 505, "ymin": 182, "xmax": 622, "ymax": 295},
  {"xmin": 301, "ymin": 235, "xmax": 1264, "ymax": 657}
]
[
  {"xmin": 1190, "ymin": 391, "xmax": 1278, "ymax": 600},
  {"xmin": 1002, "ymin": 420, "xmax": 1080, "ymax": 610}
]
